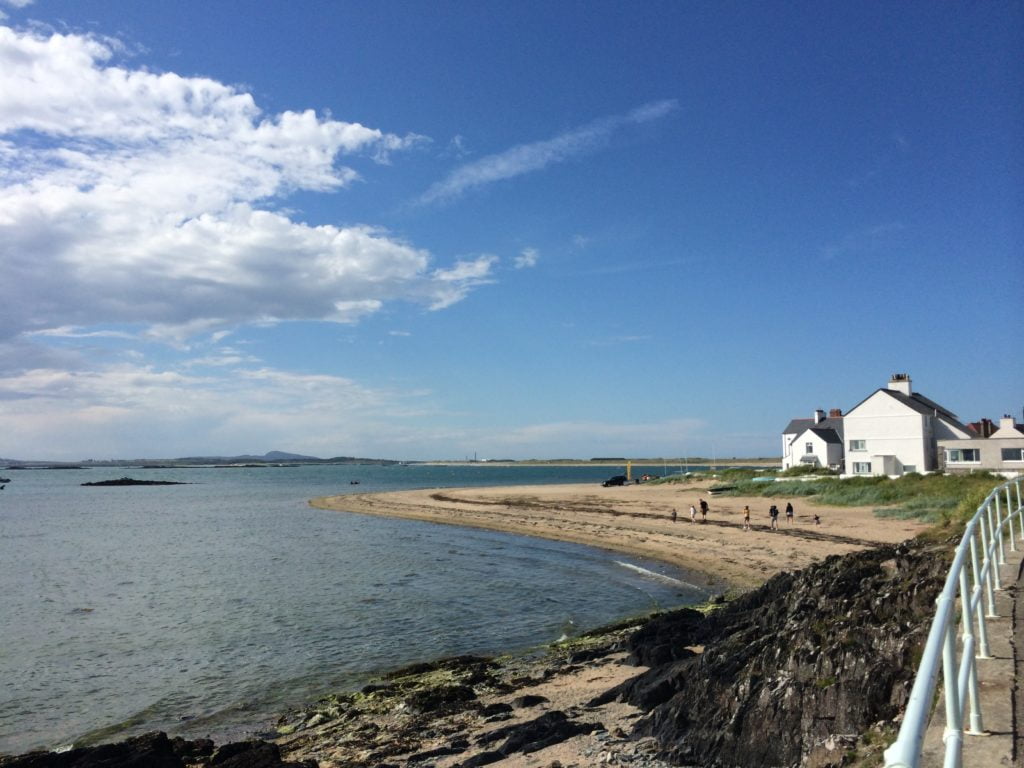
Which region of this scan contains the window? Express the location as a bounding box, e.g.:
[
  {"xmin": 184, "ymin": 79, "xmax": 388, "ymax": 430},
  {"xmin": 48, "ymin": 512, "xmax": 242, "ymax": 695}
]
[
  {"xmin": 805, "ymin": 442, "xmax": 813, "ymax": 454},
  {"xmin": 945, "ymin": 448, "xmax": 980, "ymax": 463},
  {"xmin": 853, "ymin": 462, "xmax": 872, "ymax": 474},
  {"xmin": 849, "ymin": 439, "xmax": 866, "ymax": 451},
  {"xmin": 1001, "ymin": 448, "xmax": 1024, "ymax": 462}
]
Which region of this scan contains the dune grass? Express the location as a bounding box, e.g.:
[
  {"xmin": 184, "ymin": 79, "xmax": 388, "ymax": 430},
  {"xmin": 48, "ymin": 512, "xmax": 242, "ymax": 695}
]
[{"xmin": 717, "ymin": 471, "xmax": 1006, "ymax": 526}]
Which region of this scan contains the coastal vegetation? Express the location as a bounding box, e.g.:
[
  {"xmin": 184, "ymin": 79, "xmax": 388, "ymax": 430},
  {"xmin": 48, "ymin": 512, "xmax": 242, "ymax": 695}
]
[{"xmin": 658, "ymin": 468, "xmax": 1003, "ymax": 526}]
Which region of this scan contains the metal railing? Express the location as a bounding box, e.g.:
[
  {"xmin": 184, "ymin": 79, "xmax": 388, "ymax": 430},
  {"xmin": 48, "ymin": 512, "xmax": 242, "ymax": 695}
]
[{"xmin": 883, "ymin": 476, "xmax": 1023, "ymax": 768}]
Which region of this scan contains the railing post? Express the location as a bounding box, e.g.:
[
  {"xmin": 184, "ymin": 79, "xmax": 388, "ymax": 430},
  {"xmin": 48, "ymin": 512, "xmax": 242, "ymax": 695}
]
[
  {"xmin": 1004, "ymin": 491, "xmax": 1016, "ymax": 552},
  {"xmin": 979, "ymin": 514, "xmax": 999, "ymax": 615},
  {"xmin": 958, "ymin": 567, "xmax": 985, "ymax": 734},
  {"xmin": 970, "ymin": 534, "xmax": 993, "ymax": 658},
  {"xmin": 995, "ymin": 495, "xmax": 1007, "ymax": 564},
  {"xmin": 941, "ymin": 618, "xmax": 963, "ymax": 768},
  {"xmin": 1016, "ymin": 480, "xmax": 1024, "ymax": 541}
]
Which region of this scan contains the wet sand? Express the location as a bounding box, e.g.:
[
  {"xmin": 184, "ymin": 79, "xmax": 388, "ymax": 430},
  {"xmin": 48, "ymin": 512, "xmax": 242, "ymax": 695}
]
[{"xmin": 311, "ymin": 478, "xmax": 929, "ymax": 589}]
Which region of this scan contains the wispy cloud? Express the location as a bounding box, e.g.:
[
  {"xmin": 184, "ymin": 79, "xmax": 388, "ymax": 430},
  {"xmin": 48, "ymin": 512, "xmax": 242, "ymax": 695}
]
[
  {"xmin": 821, "ymin": 222, "xmax": 905, "ymax": 260},
  {"xmin": 419, "ymin": 99, "xmax": 678, "ymax": 205},
  {"xmin": 514, "ymin": 247, "xmax": 539, "ymax": 269}
]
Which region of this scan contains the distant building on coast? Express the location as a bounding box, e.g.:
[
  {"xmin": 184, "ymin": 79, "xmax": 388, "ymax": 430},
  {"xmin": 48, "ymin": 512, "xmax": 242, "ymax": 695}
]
[
  {"xmin": 781, "ymin": 373, "xmax": 1022, "ymax": 478},
  {"xmin": 781, "ymin": 409, "xmax": 844, "ymax": 471},
  {"xmin": 938, "ymin": 415, "xmax": 1024, "ymax": 474}
]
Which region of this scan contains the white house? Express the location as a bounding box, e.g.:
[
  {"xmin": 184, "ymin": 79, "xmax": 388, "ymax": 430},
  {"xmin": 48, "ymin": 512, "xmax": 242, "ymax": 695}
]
[
  {"xmin": 939, "ymin": 415, "xmax": 1024, "ymax": 475},
  {"xmin": 781, "ymin": 409, "xmax": 844, "ymax": 470},
  {"xmin": 842, "ymin": 374, "xmax": 972, "ymax": 477}
]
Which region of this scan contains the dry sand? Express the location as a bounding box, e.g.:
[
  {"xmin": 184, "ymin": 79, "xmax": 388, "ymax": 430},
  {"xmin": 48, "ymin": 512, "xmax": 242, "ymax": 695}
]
[{"xmin": 310, "ymin": 478, "xmax": 929, "ymax": 590}]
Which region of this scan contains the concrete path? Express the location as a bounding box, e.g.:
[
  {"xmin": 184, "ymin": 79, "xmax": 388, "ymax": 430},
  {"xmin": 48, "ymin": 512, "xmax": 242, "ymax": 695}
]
[{"xmin": 917, "ymin": 546, "xmax": 1021, "ymax": 768}]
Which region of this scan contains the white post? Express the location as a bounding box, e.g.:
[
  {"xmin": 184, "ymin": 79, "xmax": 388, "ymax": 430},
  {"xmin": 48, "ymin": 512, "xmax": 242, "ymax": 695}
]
[
  {"xmin": 958, "ymin": 567, "xmax": 984, "ymax": 734},
  {"xmin": 1005, "ymin": 491, "xmax": 1017, "ymax": 552},
  {"xmin": 995, "ymin": 495, "xmax": 1007, "ymax": 563},
  {"xmin": 970, "ymin": 534, "xmax": 992, "ymax": 658},
  {"xmin": 941, "ymin": 619, "xmax": 963, "ymax": 768}
]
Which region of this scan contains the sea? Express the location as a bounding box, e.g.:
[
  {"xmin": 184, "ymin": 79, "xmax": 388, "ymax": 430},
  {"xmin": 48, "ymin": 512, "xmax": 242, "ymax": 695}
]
[{"xmin": 0, "ymin": 463, "xmax": 713, "ymax": 755}]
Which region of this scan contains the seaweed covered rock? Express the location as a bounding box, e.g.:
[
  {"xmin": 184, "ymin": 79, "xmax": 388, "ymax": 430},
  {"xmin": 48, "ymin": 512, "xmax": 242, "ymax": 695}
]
[
  {"xmin": 0, "ymin": 732, "xmax": 315, "ymax": 768},
  {"xmin": 607, "ymin": 541, "xmax": 946, "ymax": 768}
]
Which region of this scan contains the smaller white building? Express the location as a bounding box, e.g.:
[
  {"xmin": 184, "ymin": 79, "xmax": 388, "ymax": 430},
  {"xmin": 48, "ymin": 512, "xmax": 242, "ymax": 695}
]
[
  {"xmin": 842, "ymin": 374, "xmax": 972, "ymax": 477},
  {"xmin": 781, "ymin": 409, "xmax": 844, "ymax": 470}
]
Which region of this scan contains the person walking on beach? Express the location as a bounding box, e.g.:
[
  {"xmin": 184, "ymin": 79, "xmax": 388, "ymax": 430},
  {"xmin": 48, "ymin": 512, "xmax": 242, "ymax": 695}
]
[
  {"xmin": 699, "ymin": 498, "xmax": 708, "ymax": 523},
  {"xmin": 785, "ymin": 502, "xmax": 794, "ymax": 525},
  {"xmin": 742, "ymin": 505, "xmax": 751, "ymax": 531},
  {"xmin": 689, "ymin": 504, "xmax": 697, "ymax": 523},
  {"xmin": 671, "ymin": 508, "xmax": 678, "ymax": 523},
  {"xmin": 769, "ymin": 505, "xmax": 779, "ymax": 530}
]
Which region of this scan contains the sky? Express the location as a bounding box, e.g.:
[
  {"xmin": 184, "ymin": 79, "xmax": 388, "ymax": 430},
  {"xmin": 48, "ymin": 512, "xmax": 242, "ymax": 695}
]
[{"xmin": 0, "ymin": 1, "xmax": 1021, "ymax": 461}]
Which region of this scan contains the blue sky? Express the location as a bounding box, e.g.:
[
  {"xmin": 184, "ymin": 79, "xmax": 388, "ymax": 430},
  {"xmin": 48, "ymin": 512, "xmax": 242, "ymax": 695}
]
[{"xmin": 0, "ymin": 0, "xmax": 1021, "ymax": 461}]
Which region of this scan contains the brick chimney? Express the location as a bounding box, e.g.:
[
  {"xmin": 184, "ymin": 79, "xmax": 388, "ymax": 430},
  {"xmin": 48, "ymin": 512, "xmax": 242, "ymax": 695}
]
[
  {"xmin": 829, "ymin": 408, "xmax": 843, "ymax": 419},
  {"xmin": 888, "ymin": 373, "xmax": 912, "ymax": 396}
]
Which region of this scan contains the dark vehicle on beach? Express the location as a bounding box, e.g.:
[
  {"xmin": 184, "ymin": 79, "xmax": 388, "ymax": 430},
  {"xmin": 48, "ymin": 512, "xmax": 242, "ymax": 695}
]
[{"xmin": 602, "ymin": 475, "xmax": 628, "ymax": 487}]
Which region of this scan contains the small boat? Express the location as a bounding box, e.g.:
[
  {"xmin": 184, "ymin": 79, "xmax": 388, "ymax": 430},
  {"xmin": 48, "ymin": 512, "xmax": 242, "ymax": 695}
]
[{"xmin": 350, "ymin": 480, "xmax": 360, "ymax": 485}]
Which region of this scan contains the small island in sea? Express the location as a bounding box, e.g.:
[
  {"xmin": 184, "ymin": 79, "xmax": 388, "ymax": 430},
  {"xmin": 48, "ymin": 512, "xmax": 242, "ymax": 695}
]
[{"xmin": 81, "ymin": 477, "xmax": 189, "ymax": 487}]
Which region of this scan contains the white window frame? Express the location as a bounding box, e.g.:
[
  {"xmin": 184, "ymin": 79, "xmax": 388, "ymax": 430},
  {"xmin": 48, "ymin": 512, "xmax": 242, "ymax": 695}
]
[
  {"xmin": 853, "ymin": 461, "xmax": 872, "ymax": 474},
  {"xmin": 849, "ymin": 439, "xmax": 866, "ymax": 452},
  {"xmin": 805, "ymin": 442, "xmax": 814, "ymax": 454},
  {"xmin": 946, "ymin": 448, "xmax": 981, "ymax": 464}
]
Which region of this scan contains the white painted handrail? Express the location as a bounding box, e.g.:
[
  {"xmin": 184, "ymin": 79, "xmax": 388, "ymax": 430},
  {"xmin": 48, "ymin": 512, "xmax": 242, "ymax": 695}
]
[{"xmin": 883, "ymin": 477, "xmax": 1023, "ymax": 768}]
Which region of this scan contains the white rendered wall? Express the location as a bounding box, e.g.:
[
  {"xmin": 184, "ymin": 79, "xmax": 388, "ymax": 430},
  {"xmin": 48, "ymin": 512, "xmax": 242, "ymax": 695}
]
[{"xmin": 843, "ymin": 391, "xmax": 931, "ymax": 475}]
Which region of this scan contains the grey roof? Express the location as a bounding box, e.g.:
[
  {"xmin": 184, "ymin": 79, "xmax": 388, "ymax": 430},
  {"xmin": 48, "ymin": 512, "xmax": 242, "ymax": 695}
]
[
  {"xmin": 846, "ymin": 389, "xmax": 969, "ymax": 432},
  {"xmin": 783, "ymin": 418, "xmax": 815, "ymax": 435},
  {"xmin": 808, "ymin": 426, "xmax": 843, "ymax": 445},
  {"xmin": 783, "ymin": 416, "xmax": 844, "ymax": 440}
]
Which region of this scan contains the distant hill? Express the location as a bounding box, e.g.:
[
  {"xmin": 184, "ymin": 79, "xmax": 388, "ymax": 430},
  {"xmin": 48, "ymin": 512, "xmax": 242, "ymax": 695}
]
[{"xmin": 3, "ymin": 451, "xmax": 403, "ymax": 467}]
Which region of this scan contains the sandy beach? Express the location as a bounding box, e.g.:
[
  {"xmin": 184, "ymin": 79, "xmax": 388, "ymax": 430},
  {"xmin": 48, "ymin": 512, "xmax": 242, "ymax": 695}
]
[
  {"xmin": 274, "ymin": 479, "xmax": 936, "ymax": 767},
  {"xmin": 311, "ymin": 478, "xmax": 929, "ymax": 590}
]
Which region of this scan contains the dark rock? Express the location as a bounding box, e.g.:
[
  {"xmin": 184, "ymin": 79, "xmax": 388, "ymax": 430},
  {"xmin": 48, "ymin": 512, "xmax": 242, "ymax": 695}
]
[
  {"xmin": 169, "ymin": 736, "xmax": 214, "ymax": 763},
  {"xmin": 210, "ymin": 739, "xmax": 316, "ymax": 768},
  {"xmin": 0, "ymin": 732, "xmax": 182, "ymax": 768},
  {"xmin": 511, "ymin": 694, "xmax": 549, "ymax": 709},
  {"xmin": 406, "ymin": 744, "xmax": 466, "ymax": 762},
  {"xmin": 609, "ymin": 541, "xmax": 946, "ymax": 768},
  {"xmin": 404, "ymin": 683, "xmax": 477, "ymax": 715},
  {"xmin": 457, "ymin": 750, "xmax": 504, "ymax": 767},
  {"xmin": 476, "ymin": 710, "xmax": 600, "ymax": 755},
  {"xmin": 479, "ymin": 702, "xmax": 514, "ymax": 717}
]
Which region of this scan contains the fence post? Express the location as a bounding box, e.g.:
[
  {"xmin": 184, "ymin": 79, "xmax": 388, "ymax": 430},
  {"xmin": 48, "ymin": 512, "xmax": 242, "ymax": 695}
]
[
  {"xmin": 970, "ymin": 533, "xmax": 993, "ymax": 658},
  {"xmin": 986, "ymin": 503, "xmax": 1004, "ymax": 592},
  {"xmin": 996, "ymin": 494, "xmax": 1008, "ymax": 562},
  {"xmin": 959, "ymin": 566, "xmax": 985, "ymax": 734},
  {"xmin": 941, "ymin": 618, "xmax": 963, "ymax": 767},
  {"xmin": 1004, "ymin": 491, "xmax": 1016, "ymax": 552}
]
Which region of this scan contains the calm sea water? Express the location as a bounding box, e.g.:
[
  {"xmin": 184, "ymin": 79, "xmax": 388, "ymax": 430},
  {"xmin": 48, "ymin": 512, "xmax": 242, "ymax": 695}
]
[{"xmin": 0, "ymin": 464, "xmax": 711, "ymax": 754}]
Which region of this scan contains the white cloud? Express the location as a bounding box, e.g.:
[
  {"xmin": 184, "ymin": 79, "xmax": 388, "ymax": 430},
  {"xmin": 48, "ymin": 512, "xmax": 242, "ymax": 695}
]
[
  {"xmin": 419, "ymin": 99, "xmax": 678, "ymax": 204},
  {"xmin": 514, "ymin": 247, "xmax": 538, "ymax": 269},
  {"xmin": 0, "ymin": 359, "xmax": 428, "ymax": 459},
  {"xmin": 0, "ymin": 25, "xmax": 485, "ymax": 344}
]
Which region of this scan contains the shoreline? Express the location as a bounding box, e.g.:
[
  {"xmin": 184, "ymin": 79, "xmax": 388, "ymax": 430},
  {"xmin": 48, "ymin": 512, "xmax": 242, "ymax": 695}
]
[
  {"xmin": 278, "ymin": 479, "xmax": 934, "ymax": 766},
  {"xmin": 310, "ymin": 478, "xmax": 928, "ymax": 590}
]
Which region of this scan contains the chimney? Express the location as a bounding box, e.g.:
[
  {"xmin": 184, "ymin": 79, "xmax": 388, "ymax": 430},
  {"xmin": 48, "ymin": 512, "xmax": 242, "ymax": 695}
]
[
  {"xmin": 888, "ymin": 373, "xmax": 912, "ymax": 396},
  {"xmin": 829, "ymin": 408, "xmax": 843, "ymax": 419},
  {"xmin": 814, "ymin": 409, "xmax": 825, "ymax": 424},
  {"xmin": 1001, "ymin": 415, "xmax": 1017, "ymax": 431}
]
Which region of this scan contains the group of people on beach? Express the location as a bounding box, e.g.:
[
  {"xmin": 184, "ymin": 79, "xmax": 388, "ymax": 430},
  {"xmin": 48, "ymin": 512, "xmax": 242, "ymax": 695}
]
[{"xmin": 671, "ymin": 499, "xmax": 820, "ymax": 530}]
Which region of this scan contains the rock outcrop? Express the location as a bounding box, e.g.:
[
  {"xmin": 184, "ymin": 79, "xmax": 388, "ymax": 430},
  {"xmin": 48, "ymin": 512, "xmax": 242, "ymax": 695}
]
[
  {"xmin": 600, "ymin": 540, "xmax": 947, "ymax": 767},
  {"xmin": 0, "ymin": 731, "xmax": 315, "ymax": 768}
]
